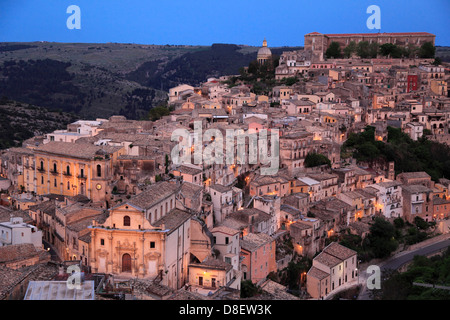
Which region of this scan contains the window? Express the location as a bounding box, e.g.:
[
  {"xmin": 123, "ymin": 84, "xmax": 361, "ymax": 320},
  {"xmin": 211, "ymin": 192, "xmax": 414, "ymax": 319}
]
[
  {"xmin": 53, "ymin": 163, "xmax": 57, "ymax": 173},
  {"xmin": 67, "ymin": 181, "xmax": 70, "ymax": 190},
  {"xmin": 54, "ymin": 179, "xmax": 57, "ymax": 187},
  {"xmin": 40, "ymin": 161, "xmax": 44, "ymax": 171},
  {"xmin": 96, "ymin": 164, "xmax": 102, "ymax": 177},
  {"xmin": 80, "ymin": 169, "xmax": 84, "ymax": 178},
  {"xmin": 150, "ymin": 241, "xmax": 155, "ymax": 249},
  {"xmin": 100, "ymin": 239, "xmax": 105, "ymax": 246},
  {"xmin": 123, "ymin": 216, "xmax": 131, "ymax": 226},
  {"xmin": 66, "ymin": 165, "xmax": 70, "ymax": 175},
  {"xmin": 225, "ymin": 237, "xmax": 229, "ymax": 244}
]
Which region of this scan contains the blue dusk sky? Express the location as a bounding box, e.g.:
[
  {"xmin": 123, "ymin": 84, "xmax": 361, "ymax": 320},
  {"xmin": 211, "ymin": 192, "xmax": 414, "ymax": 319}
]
[{"xmin": 0, "ymin": 0, "xmax": 449, "ymax": 46}]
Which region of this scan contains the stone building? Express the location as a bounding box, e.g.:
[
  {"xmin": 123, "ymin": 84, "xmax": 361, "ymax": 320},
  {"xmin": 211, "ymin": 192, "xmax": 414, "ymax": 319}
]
[
  {"xmin": 304, "ymin": 31, "xmax": 436, "ymax": 61},
  {"xmin": 88, "ymin": 181, "xmax": 211, "ymax": 290}
]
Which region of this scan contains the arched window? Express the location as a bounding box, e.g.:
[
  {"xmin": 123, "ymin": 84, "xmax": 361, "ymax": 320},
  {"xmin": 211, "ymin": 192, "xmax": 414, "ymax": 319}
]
[
  {"xmin": 66, "ymin": 165, "xmax": 70, "ymax": 175},
  {"xmin": 40, "ymin": 161, "xmax": 44, "ymax": 171},
  {"xmin": 97, "ymin": 164, "xmax": 102, "ymax": 177},
  {"xmin": 53, "ymin": 163, "xmax": 57, "ymax": 173},
  {"xmin": 123, "ymin": 215, "xmax": 130, "ymax": 226}
]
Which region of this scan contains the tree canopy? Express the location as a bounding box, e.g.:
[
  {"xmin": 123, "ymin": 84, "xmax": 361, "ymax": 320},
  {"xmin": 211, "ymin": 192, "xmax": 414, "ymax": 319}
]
[
  {"xmin": 325, "ymin": 42, "xmax": 342, "ymax": 59},
  {"xmin": 305, "ymin": 153, "xmax": 331, "ymax": 168},
  {"xmin": 365, "ymin": 217, "xmax": 399, "ymax": 259},
  {"xmin": 342, "ymin": 126, "xmax": 450, "ymax": 181},
  {"xmin": 418, "ymin": 42, "xmax": 436, "ymax": 58}
]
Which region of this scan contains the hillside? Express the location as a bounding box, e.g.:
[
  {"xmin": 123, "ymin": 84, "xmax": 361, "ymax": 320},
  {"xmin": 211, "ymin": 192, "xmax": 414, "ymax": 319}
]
[
  {"xmin": 0, "ymin": 98, "xmax": 78, "ymax": 150},
  {"xmin": 0, "ymin": 42, "xmax": 302, "ymax": 121}
]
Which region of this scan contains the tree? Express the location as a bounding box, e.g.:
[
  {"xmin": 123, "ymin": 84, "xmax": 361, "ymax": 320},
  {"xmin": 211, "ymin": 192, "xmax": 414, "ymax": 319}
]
[
  {"xmin": 418, "ymin": 42, "xmax": 436, "ymax": 58},
  {"xmin": 325, "ymin": 42, "xmax": 342, "ymax": 59},
  {"xmin": 433, "ymin": 57, "xmax": 442, "ymax": 66},
  {"xmin": 380, "ymin": 43, "xmax": 396, "ymax": 57},
  {"xmin": 240, "ymin": 280, "xmax": 261, "ymax": 298},
  {"xmin": 414, "ymin": 216, "xmax": 430, "ymax": 230},
  {"xmin": 148, "ymin": 106, "xmax": 170, "ymax": 121},
  {"xmin": 402, "ymin": 44, "xmax": 418, "ymax": 58},
  {"xmin": 379, "ymin": 43, "xmax": 401, "ymax": 58},
  {"xmin": 393, "ymin": 217, "xmax": 405, "ymax": 229},
  {"xmin": 356, "ymin": 41, "xmax": 370, "ymax": 58},
  {"xmin": 304, "ymin": 153, "xmax": 331, "ymax": 168},
  {"xmin": 343, "ymin": 41, "xmax": 357, "ymax": 58},
  {"xmin": 164, "ymin": 154, "xmax": 170, "ymax": 174},
  {"xmin": 368, "ymin": 42, "xmax": 379, "ymax": 58},
  {"xmin": 366, "ymin": 217, "xmax": 398, "ymax": 259}
]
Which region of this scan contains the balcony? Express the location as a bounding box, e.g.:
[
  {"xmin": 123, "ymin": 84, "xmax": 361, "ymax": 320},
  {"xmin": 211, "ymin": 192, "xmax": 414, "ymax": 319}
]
[
  {"xmin": 63, "ymin": 171, "xmax": 72, "ymax": 177},
  {"xmin": 77, "ymin": 175, "xmax": 87, "ymax": 180},
  {"xmin": 50, "ymin": 170, "xmax": 58, "ymax": 176}
]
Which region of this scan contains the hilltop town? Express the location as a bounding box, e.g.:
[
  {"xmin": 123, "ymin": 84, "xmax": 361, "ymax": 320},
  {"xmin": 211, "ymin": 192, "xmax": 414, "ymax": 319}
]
[{"xmin": 0, "ymin": 31, "xmax": 450, "ymax": 301}]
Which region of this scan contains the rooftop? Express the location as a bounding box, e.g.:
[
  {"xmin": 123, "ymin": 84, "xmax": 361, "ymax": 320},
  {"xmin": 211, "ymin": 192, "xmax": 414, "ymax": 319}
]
[
  {"xmin": 0, "ymin": 243, "xmax": 42, "ymax": 264},
  {"xmin": 314, "ymin": 251, "xmax": 342, "ymax": 268},
  {"xmin": 34, "ymin": 141, "xmax": 122, "ymax": 160},
  {"xmin": 241, "ymin": 232, "xmax": 274, "ymax": 252},
  {"xmin": 211, "ymin": 225, "xmax": 240, "ymax": 236},
  {"xmin": 307, "ymin": 266, "xmax": 330, "ymax": 280},
  {"xmin": 153, "ymin": 208, "xmax": 192, "ymax": 234},
  {"xmin": 125, "ymin": 181, "xmax": 179, "ymax": 210},
  {"xmin": 323, "ymin": 242, "xmax": 357, "ymax": 261},
  {"xmin": 189, "ymin": 256, "xmax": 233, "ymax": 272},
  {"xmin": 174, "ymin": 164, "xmax": 203, "ymax": 176}
]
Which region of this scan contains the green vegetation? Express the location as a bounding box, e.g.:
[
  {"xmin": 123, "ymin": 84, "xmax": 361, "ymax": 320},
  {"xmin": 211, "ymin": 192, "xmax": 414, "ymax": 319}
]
[
  {"xmin": 356, "ymin": 41, "xmax": 379, "ymax": 59},
  {"xmin": 343, "ymin": 41, "xmax": 357, "ymax": 58},
  {"xmin": 268, "ymin": 253, "xmax": 311, "ymax": 294},
  {"xmin": 376, "ymin": 41, "xmax": 436, "ymax": 59},
  {"xmin": 365, "ymin": 217, "xmax": 399, "ymax": 259},
  {"xmin": 331, "ymin": 218, "xmax": 398, "ymax": 262},
  {"xmin": 334, "ymin": 216, "xmax": 436, "ymax": 263},
  {"xmin": 342, "ymin": 126, "xmax": 450, "ymax": 181},
  {"xmin": 0, "ymin": 100, "xmax": 78, "ymax": 150},
  {"xmin": 304, "ymin": 153, "xmax": 331, "ymax": 168},
  {"xmin": 379, "ymin": 43, "xmax": 403, "ymax": 58},
  {"xmin": 240, "ymin": 280, "xmax": 262, "ymax": 298},
  {"xmin": 418, "ymin": 41, "xmax": 436, "ymax": 59},
  {"xmin": 147, "ymin": 104, "xmax": 171, "ymax": 121},
  {"xmin": 373, "ymin": 248, "xmax": 450, "ymax": 300},
  {"xmin": 236, "ymin": 57, "xmax": 279, "ymax": 96},
  {"xmin": 325, "ymin": 42, "xmax": 342, "ymax": 59}
]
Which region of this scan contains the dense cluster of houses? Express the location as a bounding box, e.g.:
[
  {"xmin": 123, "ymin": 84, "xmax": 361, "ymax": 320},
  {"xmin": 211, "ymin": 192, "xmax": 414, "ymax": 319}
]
[{"xmin": 0, "ymin": 33, "xmax": 449, "ymax": 300}]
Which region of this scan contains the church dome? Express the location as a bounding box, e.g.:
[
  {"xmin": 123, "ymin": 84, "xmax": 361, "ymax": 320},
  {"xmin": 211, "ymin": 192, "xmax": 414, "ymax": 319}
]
[
  {"xmin": 256, "ymin": 39, "xmax": 272, "ymax": 64},
  {"xmin": 257, "ymin": 46, "xmax": 272, "ymax": 58},
  {"xmin": 257, "ymin": 38, "xmax": 272, "ymax": 59}
]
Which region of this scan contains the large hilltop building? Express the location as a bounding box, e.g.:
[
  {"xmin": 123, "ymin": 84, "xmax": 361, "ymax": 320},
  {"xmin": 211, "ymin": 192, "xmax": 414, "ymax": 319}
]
[{"xmin": 304, "ymin": 31, "xmax": 436, "ymax": 61}]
